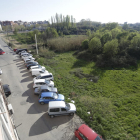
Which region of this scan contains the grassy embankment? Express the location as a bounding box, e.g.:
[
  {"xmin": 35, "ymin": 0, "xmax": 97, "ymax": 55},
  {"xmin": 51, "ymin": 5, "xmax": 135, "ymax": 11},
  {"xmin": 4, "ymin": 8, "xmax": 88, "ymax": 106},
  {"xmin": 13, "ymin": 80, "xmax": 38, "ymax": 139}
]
[{"xmin": 9, "ymin": 34, "xmax": 140, "ymax": 140}]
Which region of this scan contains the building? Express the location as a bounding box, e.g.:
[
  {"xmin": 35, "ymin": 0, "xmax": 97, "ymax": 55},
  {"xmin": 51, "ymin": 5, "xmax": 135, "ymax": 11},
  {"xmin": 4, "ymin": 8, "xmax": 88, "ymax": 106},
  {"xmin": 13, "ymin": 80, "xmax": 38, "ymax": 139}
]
[{"xmin": 0, "ymin": 81, "xmax": 19, "ymax": 140}]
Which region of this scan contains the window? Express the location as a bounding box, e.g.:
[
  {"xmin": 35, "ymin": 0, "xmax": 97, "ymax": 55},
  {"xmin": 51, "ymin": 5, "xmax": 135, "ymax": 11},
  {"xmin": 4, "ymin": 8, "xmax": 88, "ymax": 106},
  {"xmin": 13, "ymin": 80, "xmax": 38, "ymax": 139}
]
[
  {"xmin": 61, "ymin": 108, "xmax": 67, "ymax": 111},
  {"xmin": 79, "ymin": 133, "xmax": 88, "ymax": 140},
  {"xmin": 50, "ymin": 108, "xmax": 59, "ymax": 112}
]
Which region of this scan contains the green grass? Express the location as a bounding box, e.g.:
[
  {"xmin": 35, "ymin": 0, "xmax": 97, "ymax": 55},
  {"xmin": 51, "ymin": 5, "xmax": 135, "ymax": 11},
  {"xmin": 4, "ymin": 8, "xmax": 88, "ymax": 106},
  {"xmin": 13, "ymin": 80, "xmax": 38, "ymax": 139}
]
[{"xmin": 35, "ymin": 51, "xmax": 140, "ymax": 140}]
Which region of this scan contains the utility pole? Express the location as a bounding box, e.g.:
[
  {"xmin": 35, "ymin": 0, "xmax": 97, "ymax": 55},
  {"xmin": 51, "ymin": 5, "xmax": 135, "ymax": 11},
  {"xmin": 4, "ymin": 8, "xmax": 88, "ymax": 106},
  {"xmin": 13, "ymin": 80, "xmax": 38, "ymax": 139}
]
[{"xmin": 35, "ymin": 34, "xmax": 38, "ymax": 55}]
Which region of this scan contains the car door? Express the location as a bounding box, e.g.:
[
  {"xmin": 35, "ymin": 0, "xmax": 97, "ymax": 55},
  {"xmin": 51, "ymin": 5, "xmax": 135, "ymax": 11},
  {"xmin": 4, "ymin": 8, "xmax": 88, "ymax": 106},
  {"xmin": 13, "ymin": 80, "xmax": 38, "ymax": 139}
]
[
  {"xmin": 43, "ymin": 97, "xmax": 51, "ymax": 103},
  {"xmin": 60, "ymin": 108, "xmax": 68, "ymax": 115}
]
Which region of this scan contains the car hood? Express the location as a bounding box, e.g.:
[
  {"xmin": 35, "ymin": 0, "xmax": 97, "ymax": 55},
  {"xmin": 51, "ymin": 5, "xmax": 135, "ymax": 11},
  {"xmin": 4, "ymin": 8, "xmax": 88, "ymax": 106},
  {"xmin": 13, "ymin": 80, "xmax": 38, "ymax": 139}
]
[
  {"xmin": 51, "ymin": 87, "xmax": 57, "ymax": 92},
  {"xmin": 49, "ymin": 81, "xmax": 54, "ymax": 86},
  {"xmin": 69, "ymin": 103, "xmax": 76, "ymax": 111},
  {"xmin": 58, "ymin": 94, "xmax": 64, "ymax": 100}
]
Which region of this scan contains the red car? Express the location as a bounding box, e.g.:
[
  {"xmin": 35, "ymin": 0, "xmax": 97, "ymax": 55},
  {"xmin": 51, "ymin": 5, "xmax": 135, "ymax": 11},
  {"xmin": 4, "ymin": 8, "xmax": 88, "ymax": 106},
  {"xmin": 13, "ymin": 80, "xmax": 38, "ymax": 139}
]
[
  {"xmin": 0, "ymin": 50, "xmax": 5, "ymax": 55},
  {"xmin": 13, "ymin": 49, "xmax": 17, "ymax": 52},
  {"xmin": 75, "ymin": 124, "xmax": 103, "ymax": 140}
]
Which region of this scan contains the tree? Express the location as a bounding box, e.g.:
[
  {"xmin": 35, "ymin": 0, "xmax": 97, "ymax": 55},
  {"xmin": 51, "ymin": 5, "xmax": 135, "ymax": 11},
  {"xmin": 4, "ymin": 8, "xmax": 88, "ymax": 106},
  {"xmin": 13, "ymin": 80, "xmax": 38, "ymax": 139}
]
[
  {"xmin": 103, "ymin": 39, "xmax": 118, "ymax": 57},
  {"xmin": 130, "ymin": 35, "xmax": 140, "ymax": 50},
  {"xmin": 111, "ymin": 28, "xmax": 121, "ymax": 39},
  {"xmin": 101, "ymin": 32, "xmax": 112, "ymax": 45},
  {"xmin": 13, "ymin": 28, "xmax": 18, "ymax": 35},
  {"xmin": 82, "ymin": 39, "xmax": 89, "ymax": 49},
  {"xmin": 86, "ymin": 29, "xmax": 91, "ymax": 37},
  {"xmin": 89, "ymin": 37, "xmax": 102, "ymax": 53}
]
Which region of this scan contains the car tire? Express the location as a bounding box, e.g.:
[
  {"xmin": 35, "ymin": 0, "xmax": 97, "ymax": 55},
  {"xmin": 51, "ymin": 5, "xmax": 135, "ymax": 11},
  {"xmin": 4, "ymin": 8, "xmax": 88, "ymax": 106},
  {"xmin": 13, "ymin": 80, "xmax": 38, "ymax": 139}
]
[
  {"xmin": 75, "ymin": 137, "xmax": 79, "ymax": 140},
  {"xmin": 69, "ymin": 113, "xmax": 74, "ymax": 116},
  {"xmin": 40, "ymin": 102, "xmax": 45, "ymax": 105},
  {"xmin": 50, "ymin": 115, "xmax": 54, "ymax": 118}
]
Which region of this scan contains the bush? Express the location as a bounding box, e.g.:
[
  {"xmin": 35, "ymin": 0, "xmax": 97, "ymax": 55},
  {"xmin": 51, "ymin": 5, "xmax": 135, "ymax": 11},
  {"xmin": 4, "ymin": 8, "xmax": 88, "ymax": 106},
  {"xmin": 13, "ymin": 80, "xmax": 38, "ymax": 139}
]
[
  {"xmin": 82, "ymin": 39, "xmax": 89, "ymax": 49},
  {"xmin": 89, "ymin": 37, "xmax": 102, "ymax": 54}
]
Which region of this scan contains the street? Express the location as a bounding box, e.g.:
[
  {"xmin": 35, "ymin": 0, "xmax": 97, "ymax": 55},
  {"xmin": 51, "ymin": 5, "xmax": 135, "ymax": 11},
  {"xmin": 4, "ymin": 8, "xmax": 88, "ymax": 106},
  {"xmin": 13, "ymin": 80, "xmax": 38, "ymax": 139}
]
[{"xmin": 0, "ymin": 36, "xmax": 82, "ymax": 140}]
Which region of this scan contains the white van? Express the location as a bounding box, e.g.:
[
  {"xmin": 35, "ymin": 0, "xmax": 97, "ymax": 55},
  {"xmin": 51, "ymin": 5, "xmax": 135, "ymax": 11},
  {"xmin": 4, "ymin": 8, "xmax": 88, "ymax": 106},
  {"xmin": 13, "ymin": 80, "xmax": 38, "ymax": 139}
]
[
  {"xmin": 48, "ymin": 101, "xmax": 76, "ymax": 118},
  {"xmin": 31, "ymin": 69, "xmax": 49, "ymax": 77}
]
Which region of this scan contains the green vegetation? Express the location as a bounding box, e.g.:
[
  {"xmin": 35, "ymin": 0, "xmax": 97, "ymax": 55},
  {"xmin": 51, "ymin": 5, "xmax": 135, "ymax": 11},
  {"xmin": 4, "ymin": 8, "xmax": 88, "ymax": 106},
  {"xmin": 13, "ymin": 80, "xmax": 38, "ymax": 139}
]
[
  {"xmin": 33, "ymin": 50, "xmax": 140, "ymax": 140},
  {"xmin": 9, "ymin": 20, "xmax": 140, "ymax": 139}
]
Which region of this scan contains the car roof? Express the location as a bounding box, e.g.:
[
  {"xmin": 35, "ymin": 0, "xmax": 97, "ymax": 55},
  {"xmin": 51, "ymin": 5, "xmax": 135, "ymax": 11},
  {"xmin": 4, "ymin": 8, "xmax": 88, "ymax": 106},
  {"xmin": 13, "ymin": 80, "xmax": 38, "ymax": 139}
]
[
  {"xmin": 40, "ymin": 73, "xmax": 52, "ymax": 76},
  {"xmin": 40, "ymin": 85, "xmax": 50, "ymax": 90},
  {"xmin": 49, "ymin": 101, "xmax": 65, "ymax": 108},
  {"xmin": 34, "ymin": 79, "xmax": 45, "ymax": 83},
  {"xmin": 41, "ymin": 92, "xmax": 54, "ymax": 97},
  {"xmin": 78, "ymin": 124, "xmax": 98, "ymax": 140},
  {"xmin": 32, "ymin": 69, "xmax": 43, "ymax": 71}
]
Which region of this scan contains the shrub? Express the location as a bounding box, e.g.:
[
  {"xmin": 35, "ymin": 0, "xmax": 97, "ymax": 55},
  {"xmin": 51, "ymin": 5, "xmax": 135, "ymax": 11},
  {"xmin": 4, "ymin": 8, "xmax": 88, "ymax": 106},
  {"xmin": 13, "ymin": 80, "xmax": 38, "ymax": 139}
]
[
  {"xmin": 89, "ymin": 37, "xmax": 102, "ymax": 54},
  {"xmin": 82, "ymin": 39, "xmax": 89, "ymax": 49}
]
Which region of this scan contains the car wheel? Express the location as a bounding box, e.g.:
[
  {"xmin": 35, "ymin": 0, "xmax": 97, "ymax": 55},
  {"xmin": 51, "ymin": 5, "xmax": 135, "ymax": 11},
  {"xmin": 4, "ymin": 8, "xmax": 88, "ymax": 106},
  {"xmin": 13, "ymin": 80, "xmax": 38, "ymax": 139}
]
[
  {"xmin": 40, "ymin": 102, "xmax": 45, "ymax": 105},
  {"xmin": 50, "ymin": 115, "xmax": 54, "ymax": 118},
  {"xmin": 69, "ymin": 113, "xmax": 74, "ymax": 116},
  {"xmin": 75, "ymin": 137, "xmax": 79, "ymax": 140}
]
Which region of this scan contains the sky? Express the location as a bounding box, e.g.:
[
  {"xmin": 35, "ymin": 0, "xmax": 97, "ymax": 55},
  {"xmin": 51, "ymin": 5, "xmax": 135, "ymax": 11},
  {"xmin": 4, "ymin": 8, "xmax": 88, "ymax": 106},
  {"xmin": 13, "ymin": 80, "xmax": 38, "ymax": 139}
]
[{"xmin": 0, "ymin": 0, "xmax": 140, "ymax": 24}]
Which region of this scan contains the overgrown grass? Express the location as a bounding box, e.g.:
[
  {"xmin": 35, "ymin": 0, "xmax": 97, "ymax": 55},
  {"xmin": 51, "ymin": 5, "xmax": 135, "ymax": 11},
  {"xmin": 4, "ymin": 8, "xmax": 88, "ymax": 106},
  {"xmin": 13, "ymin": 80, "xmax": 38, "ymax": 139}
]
[
  {"xmin": 35, "ymin": 50, "xmax": 140, "ymax": 140},
  {"xmin": 48, "ymin": 35, "xmax": 87, "ymax": 52}
]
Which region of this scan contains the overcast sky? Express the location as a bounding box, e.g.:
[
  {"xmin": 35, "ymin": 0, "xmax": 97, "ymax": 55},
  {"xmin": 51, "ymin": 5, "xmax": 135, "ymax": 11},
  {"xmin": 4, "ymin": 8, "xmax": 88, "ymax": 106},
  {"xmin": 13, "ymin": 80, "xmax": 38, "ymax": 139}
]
[{"xmin": 0, "ymin": 0, "xmax": 140, "ymax": 24}]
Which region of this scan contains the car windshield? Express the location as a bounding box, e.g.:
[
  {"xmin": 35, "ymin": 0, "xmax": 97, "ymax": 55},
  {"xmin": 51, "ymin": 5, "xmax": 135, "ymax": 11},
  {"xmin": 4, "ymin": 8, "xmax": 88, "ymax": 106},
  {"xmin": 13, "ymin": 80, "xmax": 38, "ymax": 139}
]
[
  {"xmin": 41, "ymin": 69, "xmax": 45, "ymax": 73},
  {"xmin": 53, "ymin": 93, "xmax": 58, "ymax": 99},
  {"xmin": 66, "ymin": 103, "xmax": 70, "ymax": 110},
  {"xmin": 95, "ymin": 136, "xmax": 102, "ymax": 140},
  {"xmin": 45, "ymin": 80, "xmax": 50, "ymax": 84},
  {"xmin": 36, "ymin": 75, "xmax": 41, "ymax": 79},
  {"xmin": 38, "ymin": 65, "xmax": 41, "ymax": 68}
]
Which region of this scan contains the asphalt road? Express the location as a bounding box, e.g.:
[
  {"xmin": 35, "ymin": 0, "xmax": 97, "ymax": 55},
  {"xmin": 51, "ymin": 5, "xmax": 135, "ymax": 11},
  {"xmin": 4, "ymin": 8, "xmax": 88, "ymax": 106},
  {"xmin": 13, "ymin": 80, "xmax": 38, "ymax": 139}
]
[{"xmin": 0, "ymin": 36, "xmax": 83, "ymax": 140}]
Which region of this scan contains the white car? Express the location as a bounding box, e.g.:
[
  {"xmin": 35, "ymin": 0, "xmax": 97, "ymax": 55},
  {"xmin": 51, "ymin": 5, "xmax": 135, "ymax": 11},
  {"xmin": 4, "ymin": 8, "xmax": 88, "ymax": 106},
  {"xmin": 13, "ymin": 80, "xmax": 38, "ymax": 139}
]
[
  {"xmin": 0, "ymin": 68, "xmax": 2, "ymax": 74},
  {"xmin": 33, "ymin": 79, "xmax": 54, "ymax": 88},
  {"xmin": 33, "ymin": 73, "xmax": 53, "ymax": 81},
  {"xmin": 22, "ymin": 54, "xmax": 33, "ymax": 60},
  {"xmin": 30, "ymin": 65, "xmax": 45, "ymax": 71},
  {"xmin": 24, "ymin": 58, "xmax": 35, "ymax": 63},
  {"xmin": 34, "ymin": 85, "xmax": 57, "ymax": 95}
]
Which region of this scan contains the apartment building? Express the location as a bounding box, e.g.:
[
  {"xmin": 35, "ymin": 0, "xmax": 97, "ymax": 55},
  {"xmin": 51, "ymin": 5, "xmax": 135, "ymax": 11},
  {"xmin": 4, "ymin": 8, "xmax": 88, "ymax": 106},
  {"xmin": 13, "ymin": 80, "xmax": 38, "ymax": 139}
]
[{"xmin": 0, "ymin": 81, "xmax": 19, "ymax": 140}]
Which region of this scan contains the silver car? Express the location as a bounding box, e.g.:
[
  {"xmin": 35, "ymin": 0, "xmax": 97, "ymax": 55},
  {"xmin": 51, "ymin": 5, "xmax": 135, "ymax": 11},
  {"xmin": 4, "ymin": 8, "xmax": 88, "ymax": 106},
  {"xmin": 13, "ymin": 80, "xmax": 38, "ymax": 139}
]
[{"xmin": 34, "ymin": 85, "xmax": 57, "ymax": 95}]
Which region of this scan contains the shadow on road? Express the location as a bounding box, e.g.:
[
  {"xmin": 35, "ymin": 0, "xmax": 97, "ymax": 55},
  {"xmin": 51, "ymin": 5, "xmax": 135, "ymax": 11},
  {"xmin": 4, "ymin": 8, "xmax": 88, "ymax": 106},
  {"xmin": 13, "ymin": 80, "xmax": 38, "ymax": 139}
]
[
  {"xmin": 20, "ymin": 69, "xmax": 28, "ymax": 73},
  {"xmin": 22, "ymin": 72, "xmax": 31, "ymax": 77},
  {"xmin": 20, "ymin": 76, "xmax": 33, "ymax": 83},
  {"xmin": 29, "ymin": 113, "xmax": 73, "ymax": 136}
]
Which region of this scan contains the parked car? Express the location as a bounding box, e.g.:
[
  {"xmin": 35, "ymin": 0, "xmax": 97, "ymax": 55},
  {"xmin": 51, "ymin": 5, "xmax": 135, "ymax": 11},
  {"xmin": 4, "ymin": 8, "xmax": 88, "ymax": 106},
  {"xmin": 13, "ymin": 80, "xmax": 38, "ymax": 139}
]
[
  {"xmin": 25, "ymin": 61, "xmax": 38, "ymax": 66},
  {"xmin": 24, "ymin": 58, "xmax": 35, "ymax": 63},
  {"xmin": 34, "ymin": 85, "xmax": 57, "ymax": 95},
  {"xmin": 30, "ymin": 65, "xmax": 45, "ymax": 70},
  {"xmin": 47, "ymin": 101, "xmax": 76, "ymax": 118},
  {"xmin": 22, "ymin": 54, "xmax": 33, "ymax": 60},
  {"xmin": 2, "ymin": 84, "xmax": 11, "ymax": 97},
  {"xmin": 0, "ymin": 50, "xmax": 5, "ymax": 55},
  {"xmin": 0, "ymin": 68, "xmax": 2, "ymax": 74},
  {"xmin": 39, "ymin": 92, "xmax": 64, "ymax": 105},
  {"xmin": 13, "ymin": 49, "xmax": 17, "ymax": 52},
  {"xmin": 33, "ymin": 73, "xmax": 53, "ymax": 81},
  {"xmin": 31, "ymin": 69, "xmax": 48, "ymax": 77},
  {"xmin": 75, "ymin": 124, "xmax": 103, "ymax": 140},
  {"xmin": 26, "ymin": 63, "xmax": 38, "ymax": 69},
  {"xmin": 33, "ymin": 79, "xmax": 54, "ymax": 88},
  {"xmin": 16, "ymin": 49, "xmax": 28, "ymax": 54}
]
